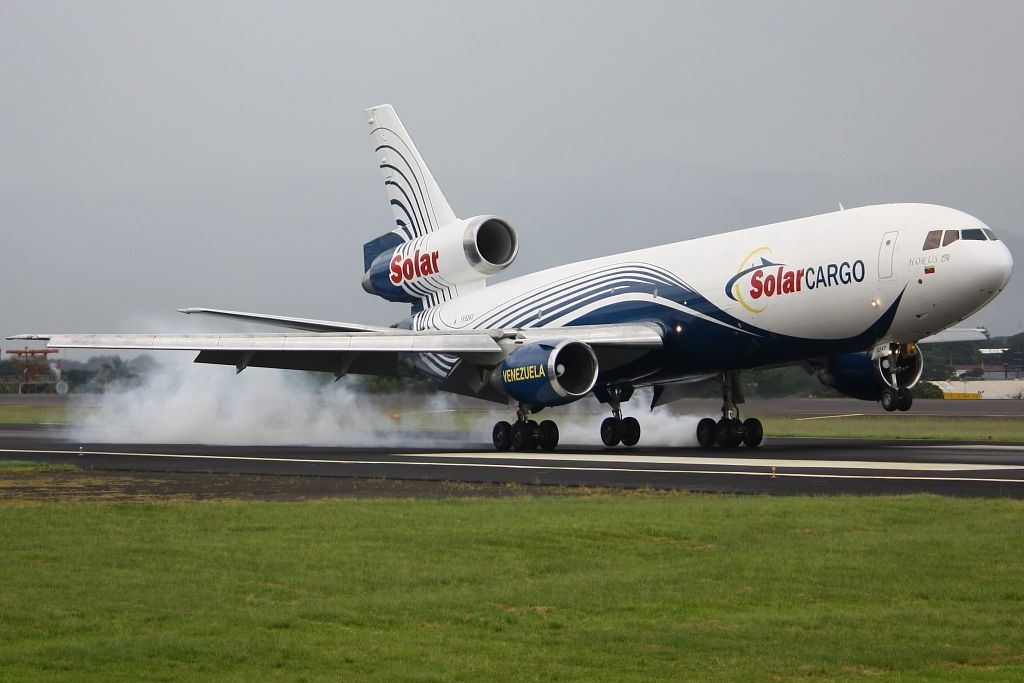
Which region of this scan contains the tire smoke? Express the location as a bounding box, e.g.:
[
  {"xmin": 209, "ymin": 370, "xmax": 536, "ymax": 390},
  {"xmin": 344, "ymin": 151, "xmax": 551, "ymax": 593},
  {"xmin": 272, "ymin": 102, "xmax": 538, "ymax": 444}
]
[{"xmin": 70, "ymin": 354, "xmax": 708, "ymax": 448}]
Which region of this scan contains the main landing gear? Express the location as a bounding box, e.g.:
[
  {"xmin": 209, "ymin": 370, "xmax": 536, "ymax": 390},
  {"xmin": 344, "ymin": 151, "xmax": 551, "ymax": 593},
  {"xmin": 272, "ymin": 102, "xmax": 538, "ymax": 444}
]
[
  {"xmin": 492, "ymin": 405, "xmax": 559, "ymax": 451},
  {"xmin": 695, "ymin": 372, "xmax": 763, "ymax": 449},
  {"xmin": 595, "ymin": 384, "xmax": 641, "ymax": 448},
  {"xmin": 600, "ymin": 407, "xmax": 641, "ymax": 448}
]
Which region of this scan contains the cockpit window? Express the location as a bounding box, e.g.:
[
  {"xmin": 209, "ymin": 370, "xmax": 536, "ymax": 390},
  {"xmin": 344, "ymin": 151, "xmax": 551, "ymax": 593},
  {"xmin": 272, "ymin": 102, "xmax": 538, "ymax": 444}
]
[
  {"xmin": 922, "ymin": 230, "xmax": 942, "ymax": 250},
  {"xmin": 962, "ymin": 228, "xmax": 987, "ymax": 241},
  {"xmin": 983, "ymin": 228, "xmax": 998, "ymax": 240},
  {"xmin": 942, "ymin": 229, "xmax": 959, "ymax": 246}
]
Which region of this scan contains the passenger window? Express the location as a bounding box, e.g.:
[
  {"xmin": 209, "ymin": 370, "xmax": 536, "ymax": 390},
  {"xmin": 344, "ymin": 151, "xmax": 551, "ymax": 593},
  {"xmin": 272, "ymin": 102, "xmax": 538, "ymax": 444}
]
[
  {"xmin": 922, "ymin": 230, "xmax": 942, "ymax": 250},
  {"xmin": 942, "ymin": 230, "xmax": 959, "ymax": 247},
  {"xmin": 983, "ymin": 228, "xmax": 998, "ymax": 241},
  {"xmin": 962, "ymin": 228, "xmax": 986, "ymax": 240}
]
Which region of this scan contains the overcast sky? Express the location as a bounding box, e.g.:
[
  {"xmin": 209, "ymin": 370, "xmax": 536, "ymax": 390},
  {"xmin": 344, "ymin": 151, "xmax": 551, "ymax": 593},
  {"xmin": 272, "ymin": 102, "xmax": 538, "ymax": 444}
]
[{"xmin": 2, "ymin": 1, "xmax": 1022, "ymax": 352}]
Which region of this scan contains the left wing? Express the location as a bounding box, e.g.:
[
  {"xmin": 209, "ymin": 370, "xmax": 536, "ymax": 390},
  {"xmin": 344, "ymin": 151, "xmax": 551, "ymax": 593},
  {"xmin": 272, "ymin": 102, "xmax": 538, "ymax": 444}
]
[{"xmin": 9, "ymin": 324, "xmax": 663, "ymax": 400}]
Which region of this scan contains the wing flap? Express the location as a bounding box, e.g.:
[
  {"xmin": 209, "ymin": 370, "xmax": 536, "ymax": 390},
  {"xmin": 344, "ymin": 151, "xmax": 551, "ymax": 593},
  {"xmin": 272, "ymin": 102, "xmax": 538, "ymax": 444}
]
[{"xmin": 513, "ymin": 323, "xmax": 663, "ymax": 347}]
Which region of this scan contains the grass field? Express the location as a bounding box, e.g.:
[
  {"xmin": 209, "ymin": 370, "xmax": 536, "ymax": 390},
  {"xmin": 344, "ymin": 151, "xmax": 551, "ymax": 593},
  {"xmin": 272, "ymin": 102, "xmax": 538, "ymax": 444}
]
[
  {"xmin": 2, "ymin": 494, "xmax": 1023, "ymax": 680},
  {"xmin": 761, "ymin": 415, "xmax": 1024, "ymax": 442},
  {"xmin": 0, "ymin": 405, "xmax": 70, "ymax": 424},
  {"xmin": 0, "ymin": 459, "xmax": 76, "ymax": 472}
]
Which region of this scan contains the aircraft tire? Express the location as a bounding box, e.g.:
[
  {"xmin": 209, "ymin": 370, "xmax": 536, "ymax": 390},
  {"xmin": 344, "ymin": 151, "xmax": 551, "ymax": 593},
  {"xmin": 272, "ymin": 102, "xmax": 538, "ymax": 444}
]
[
  {"xmin": 538, "ymin": 420, "xmax": 559, "ymax": 450},
  {"xmin": 696, "ymin": 418, "xmax": 717, "ymax": 448},
  {"xmin": 620, "ymin": 417, "xmax": 641, "ymax": 447},
  {"xmin": 716, "ymin": 419, "xmax": 743, "ymax": 448},
  {"xmin": 492, "ymin": 421, "xmax": 512, "ymax": 451},
  {"xmin": 511, "ymin": 421, "xmax": 534, "ymax": 451},
  {"xmin": 527, "ymin": 420, "xmax": 541, "ymax": 448},
  {"xmin": 896, "ymin": 387, "xmax": 913, "ymax": 412},
  {"xmin": 742, "ymin": 418, "xmax": 763, "ymax": 447},
  {"xmin": 600, "ymin": 417, "xmax": 622, "ymax": 447},
  {"xmin": 881, "ymin": 387, "xmax": 899, "ymax": 412}
]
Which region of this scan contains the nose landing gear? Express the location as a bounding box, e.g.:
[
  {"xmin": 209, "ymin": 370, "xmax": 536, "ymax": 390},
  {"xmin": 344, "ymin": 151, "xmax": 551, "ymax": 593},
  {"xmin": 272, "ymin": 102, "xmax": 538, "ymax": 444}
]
[
  {"xmin": 879, "ymin": 344, "xmax": 916, "ymax": 412},
  {"xmin": 881, "ymin": 386, "xmax": 913, "ymax": 412}
]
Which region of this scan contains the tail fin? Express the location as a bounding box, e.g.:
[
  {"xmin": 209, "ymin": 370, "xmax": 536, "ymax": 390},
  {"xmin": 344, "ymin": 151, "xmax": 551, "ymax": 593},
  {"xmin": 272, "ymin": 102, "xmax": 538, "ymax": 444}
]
[{"xmin": 367, "ymin": 104, "xmax": 458, "ymax": 239}]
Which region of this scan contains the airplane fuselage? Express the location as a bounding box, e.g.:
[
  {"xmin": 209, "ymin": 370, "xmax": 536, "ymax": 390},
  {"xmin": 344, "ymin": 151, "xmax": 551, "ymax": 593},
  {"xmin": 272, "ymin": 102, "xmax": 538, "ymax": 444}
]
[{"xmin": 404, "ymin": 203, "xmax": 1012, "ymax": 385}]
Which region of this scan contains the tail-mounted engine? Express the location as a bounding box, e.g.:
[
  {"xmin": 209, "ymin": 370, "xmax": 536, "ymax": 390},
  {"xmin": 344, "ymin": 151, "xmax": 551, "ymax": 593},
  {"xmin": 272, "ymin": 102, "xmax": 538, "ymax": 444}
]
[
  {"xmin": 814, "ymin": 344, "xmax": 924, "ymax": 401},
  {"xmin": 361, "ymin": 215, "xmax": 518, "ymax": 304},
  {"xmin": 491, "ymin": 340, "xmax": 599, "ymax": 408}
]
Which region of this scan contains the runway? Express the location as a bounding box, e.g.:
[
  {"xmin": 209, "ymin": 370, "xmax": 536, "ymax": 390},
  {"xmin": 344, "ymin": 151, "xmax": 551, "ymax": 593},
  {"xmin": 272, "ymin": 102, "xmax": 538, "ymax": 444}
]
[{"xmin": 3, "ymin": 425, "xmax": 1024, "ymax": 498}]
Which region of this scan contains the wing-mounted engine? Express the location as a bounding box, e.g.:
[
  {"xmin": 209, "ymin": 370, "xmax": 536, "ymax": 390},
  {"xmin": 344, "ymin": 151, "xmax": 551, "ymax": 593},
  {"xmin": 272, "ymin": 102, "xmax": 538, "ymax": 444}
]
[
  {"xmin": 361, "ymin": 215, "xmax": 518, "ymax": 305},
  {"xmin": 813, "ymin": 344, "xmax": 924, "ymax": 401},
  {"xmin": 491, "ymin": 340, "xmax": 599, "ymax": 408}
]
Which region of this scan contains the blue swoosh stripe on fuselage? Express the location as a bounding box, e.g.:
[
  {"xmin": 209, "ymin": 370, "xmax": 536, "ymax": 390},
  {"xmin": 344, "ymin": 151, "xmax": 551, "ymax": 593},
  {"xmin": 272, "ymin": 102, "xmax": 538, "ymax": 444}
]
[{"xmin": 471, "ymin": 263, "xmax": 693, "ymax": 329}]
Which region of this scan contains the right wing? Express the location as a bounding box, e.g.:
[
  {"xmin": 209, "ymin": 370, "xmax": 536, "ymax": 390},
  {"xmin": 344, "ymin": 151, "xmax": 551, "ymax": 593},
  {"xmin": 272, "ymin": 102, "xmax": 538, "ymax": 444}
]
[{"xmin": 917, "ymin": 327, "xmax": 990, "ymax": 343}]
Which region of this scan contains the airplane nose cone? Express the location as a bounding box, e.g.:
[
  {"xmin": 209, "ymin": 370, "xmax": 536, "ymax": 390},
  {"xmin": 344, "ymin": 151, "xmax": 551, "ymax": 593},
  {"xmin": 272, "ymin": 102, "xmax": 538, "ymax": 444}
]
[
  {"xmin": 992, "ymin": 239, "xmax": 1014, "ymax": 291},
  {"xmin": 971, "ymin": 237, "xmax": 1014, "ymax": 297}
]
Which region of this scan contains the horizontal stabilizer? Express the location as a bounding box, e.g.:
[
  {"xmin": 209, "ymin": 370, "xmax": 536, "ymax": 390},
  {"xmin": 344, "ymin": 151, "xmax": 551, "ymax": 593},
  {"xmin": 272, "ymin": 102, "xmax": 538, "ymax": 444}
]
[{"xmin": 177, "ymin": 308, "xmax": 392, "ymax": 333}]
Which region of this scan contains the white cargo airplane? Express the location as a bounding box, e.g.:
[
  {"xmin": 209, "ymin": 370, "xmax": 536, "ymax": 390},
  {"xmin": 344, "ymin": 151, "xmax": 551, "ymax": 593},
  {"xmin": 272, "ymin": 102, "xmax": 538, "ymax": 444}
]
[{"xmin": 12, "ymin": 105, "xmax": 1013, "ymax": 450}]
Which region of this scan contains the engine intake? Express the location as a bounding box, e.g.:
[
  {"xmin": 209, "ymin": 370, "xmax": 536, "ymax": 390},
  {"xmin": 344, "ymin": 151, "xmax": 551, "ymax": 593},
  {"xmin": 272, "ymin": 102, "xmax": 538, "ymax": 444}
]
[
  {"xmin": 465, "ymin": 216, "xmax": 518, "ymax": 275},
  {"xmin": 493, "ymin": 340, "xmax": 598, "ymax": 407}
]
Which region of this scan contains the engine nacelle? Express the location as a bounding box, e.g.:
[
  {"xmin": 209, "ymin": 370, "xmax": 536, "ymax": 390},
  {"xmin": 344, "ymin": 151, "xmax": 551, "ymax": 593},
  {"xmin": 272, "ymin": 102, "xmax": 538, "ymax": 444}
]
[
  {"xmin": 492, "ymin": 340, "xmax": 599, "ymax": 408},
  {"xmin": 362, "ymin": 216, "xmax": 518, "ymax": 303},
  {"xmin": 814, "ymin": 345, "xmax": 924, "ymax": 401}
]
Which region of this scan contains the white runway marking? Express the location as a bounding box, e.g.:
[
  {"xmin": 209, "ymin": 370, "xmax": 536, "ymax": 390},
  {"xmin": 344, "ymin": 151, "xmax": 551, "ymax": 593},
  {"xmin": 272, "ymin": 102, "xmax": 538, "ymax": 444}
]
[
  {"xmin": 902, "ymin": 444, "xmax": 1024, "ymax": 452},
  {"xmin": 793, "ymin": 413, "xmax": 865, "ymax": 421},
  {"xmin": 2, "ymin": 447, "xmax": 1024, "ymax": 486},
  {"xmin": 396, "ymin": 451, "xmax": 1024, "ymax": 472}
]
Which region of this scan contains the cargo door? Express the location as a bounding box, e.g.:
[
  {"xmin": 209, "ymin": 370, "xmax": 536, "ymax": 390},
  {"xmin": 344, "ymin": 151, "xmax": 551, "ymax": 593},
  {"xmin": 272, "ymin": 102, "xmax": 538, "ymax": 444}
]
[{"xmin": 878, "ymin": 231, "xmax": 899, "ymax": 279}]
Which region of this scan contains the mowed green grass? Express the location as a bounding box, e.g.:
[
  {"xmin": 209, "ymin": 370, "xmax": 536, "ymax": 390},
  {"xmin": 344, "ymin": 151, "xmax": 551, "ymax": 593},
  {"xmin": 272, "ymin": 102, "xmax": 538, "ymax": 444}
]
[
  {"xmin": 0, "ymin": 405, "xmax": 70, "ymax": 424},
  {"xmin": 2, "ymin": 496, "xmax": 1023, "ymax": 680},
  {"xmin": 763, "ymin": 415, "xmax": 1024, "ymax": 442},
  {"xmin": 0, "ymin": 459, "xmax": 76, "ymax": 472}
]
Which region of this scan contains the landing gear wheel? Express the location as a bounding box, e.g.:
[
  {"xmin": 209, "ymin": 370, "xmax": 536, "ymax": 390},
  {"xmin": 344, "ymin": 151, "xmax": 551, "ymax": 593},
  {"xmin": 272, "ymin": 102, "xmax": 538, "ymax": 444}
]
[
  {"xmin": 715, "ymin": 419, "xmax": 744, "ymax": 448},
  {"xmin": 600, "ymin": 417, "xmax": 622, "ymax": 447},
  {"xmin": 510, "ymin": 421, "xmax": 535, "ymax": 451},
  {"xmin": 538, "ymin": 420, "xmax": 559, "ymax": 451},
  {"xmin": 742, "ymin": 418, "xmax": 763, "ymax": 447},
  {"xmin": 492, "ymin": 421, "xmax": 511, "ymax": 451},
  {"xmin": 620, "ymin": 417, "xmax": 641, "ymax": 447},
  {"xmin": 696, "ymin": 418, "xmax": 717, "ymax": 448},
  {"xmin": 881, "ymin": 387, "xmax": 899, "ymax": 412},
  {"xmin": 896, "ymin": 387, "xmax": 913, "ymax": 412}
]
